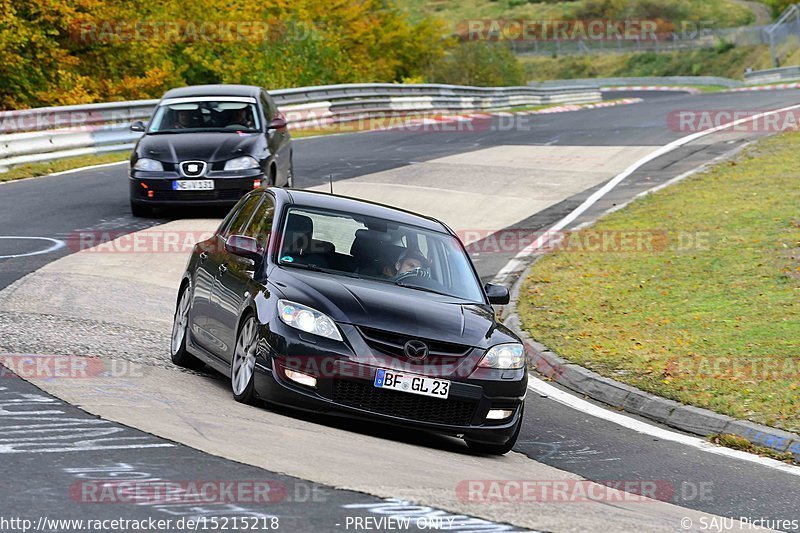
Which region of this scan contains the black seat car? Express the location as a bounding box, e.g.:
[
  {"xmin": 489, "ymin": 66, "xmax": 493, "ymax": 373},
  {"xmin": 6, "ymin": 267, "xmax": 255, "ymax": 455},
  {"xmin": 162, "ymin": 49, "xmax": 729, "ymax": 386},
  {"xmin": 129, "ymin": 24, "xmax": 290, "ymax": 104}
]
[
  {"xmin": 170, "ymin": 188, "xmax": 528, "ymax": 454},
  {"xmin": 128, "ymin": 84, "xmax": 293, "ymax": 217}
]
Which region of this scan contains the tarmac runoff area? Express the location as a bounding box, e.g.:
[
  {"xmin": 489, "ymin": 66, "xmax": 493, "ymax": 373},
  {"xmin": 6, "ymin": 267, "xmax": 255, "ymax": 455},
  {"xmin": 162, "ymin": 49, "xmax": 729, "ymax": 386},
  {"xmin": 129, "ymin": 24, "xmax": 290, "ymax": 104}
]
[{"xmin": 0, "ymin": 144, "xmax": 771, "ymax": 531}]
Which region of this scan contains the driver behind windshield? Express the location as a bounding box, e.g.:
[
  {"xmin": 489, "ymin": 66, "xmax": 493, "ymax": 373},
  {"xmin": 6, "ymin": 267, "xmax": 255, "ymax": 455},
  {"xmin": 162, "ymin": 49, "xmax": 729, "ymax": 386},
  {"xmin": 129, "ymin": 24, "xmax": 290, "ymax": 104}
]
[
  {"xmin": 388, "ymin": 249, "xmax": 430, "ymax": 280},
  {"xmin": 231, "ymin": 107, "xmax": 255, "ymax": 129},
  {"xmin": 173, "ymin": 109, "xmax": 195, "ymax": 129}
]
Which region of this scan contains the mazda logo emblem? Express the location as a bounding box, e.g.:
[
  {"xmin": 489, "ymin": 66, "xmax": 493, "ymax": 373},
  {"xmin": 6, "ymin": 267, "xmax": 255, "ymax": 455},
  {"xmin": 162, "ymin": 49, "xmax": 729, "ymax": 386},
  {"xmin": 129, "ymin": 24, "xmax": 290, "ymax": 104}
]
[{"xmin": 403, "ymin": 340, "xmax": 429, "ymax": 361}]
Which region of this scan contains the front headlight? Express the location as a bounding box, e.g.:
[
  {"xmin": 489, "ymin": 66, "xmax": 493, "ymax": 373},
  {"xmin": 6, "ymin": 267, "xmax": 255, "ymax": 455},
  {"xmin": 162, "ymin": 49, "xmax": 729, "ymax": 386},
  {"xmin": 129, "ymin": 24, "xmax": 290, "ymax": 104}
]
[
  {"xmin": 224, "ymin": 156, "xmax": 259, "ymax": 171},
  {"xmin": 478, "ymin": 343, "xmax": 525, "ymax": 369},
  {"xmin": 277, "ymin": 299, "xmax": 342, "ymax": 341},
  {"xmin": 133, "ymin": 158, "xmax": 163, "ymax": 171}
]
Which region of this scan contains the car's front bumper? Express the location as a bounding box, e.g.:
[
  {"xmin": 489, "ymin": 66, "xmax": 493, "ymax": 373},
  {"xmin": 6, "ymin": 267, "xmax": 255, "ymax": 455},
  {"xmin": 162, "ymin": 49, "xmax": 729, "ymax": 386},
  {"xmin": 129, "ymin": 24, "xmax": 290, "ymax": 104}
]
[
  {"xmin": 253, "ymin": 321, "xmax": 528, "ymax": 444},
  {"xmin": 129, "ymin": 170, "xmax": 264, "ymax": 207}
]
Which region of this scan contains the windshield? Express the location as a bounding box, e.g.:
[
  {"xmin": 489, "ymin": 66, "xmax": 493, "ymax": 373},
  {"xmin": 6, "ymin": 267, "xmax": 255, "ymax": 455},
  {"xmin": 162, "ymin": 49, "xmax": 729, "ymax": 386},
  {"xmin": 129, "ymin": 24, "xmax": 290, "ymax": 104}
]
[
  {"xmin": 277, "ymin": 207, "xmax": 485, "ymax": 302},
  {"xmin": 148, "ymin": 99, "xmax": 261, "ymax": 133}
]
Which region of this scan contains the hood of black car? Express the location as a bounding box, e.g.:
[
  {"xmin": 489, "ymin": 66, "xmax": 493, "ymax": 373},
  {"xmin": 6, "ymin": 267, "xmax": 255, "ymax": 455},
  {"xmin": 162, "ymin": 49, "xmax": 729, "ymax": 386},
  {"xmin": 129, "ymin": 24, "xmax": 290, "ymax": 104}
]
[
  {"xmin": 270, "ymin": 267, "xmax": 515, "ymax": 349},
  {"xmin": 136, "ymin": 132, "xmax": 262, "ymax": 164}
]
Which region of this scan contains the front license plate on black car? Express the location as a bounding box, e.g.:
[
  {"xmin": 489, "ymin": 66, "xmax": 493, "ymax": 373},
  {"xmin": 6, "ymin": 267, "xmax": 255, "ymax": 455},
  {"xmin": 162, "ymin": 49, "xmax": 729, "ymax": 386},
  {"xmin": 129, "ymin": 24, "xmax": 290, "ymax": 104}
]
[
  {"xmin": 173, "ymin": 180, "xmax": 214, "ymax": 191},
  {"xmin": 374, "ymin": 369, "xmax": 450, "ymax": 399}
]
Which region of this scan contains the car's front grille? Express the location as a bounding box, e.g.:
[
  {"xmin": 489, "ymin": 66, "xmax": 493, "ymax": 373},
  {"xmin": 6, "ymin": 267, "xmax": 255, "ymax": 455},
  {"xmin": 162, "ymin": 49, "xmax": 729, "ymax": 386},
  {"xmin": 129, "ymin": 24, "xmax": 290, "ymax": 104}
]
[
  {"xmin": 332, "ymin": 379, "xmax": 477, "ymax": 426},
  {"xmin": 358, "ymin": 326, "xmax": 472, "ymax": 358}
]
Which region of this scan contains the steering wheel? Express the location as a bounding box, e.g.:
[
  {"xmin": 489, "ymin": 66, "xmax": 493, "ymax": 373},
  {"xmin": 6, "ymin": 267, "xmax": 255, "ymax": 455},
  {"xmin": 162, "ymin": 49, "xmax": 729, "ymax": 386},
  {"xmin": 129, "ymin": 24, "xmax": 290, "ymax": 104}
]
[{"xmin": 395, "ymin": 267, "xmax": 430, "ymax": 283}]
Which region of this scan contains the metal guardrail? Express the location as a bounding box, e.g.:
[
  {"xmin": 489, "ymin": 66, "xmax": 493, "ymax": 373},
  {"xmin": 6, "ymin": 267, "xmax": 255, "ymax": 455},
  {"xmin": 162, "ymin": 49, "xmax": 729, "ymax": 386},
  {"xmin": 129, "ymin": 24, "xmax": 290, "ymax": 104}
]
[
  {"xmin": 745, "ymin": 64, "xmax": 800, "ymax": 84},
  {"xmin": 530, "ymin": 70, "xmax": 800, "ymax": 89},
  {"xmin": 0, "ymin": 83, "xmax": 600, "ymax": 171},
  {"xmin": 765, "ymin": 4, "xmax": 800, "ymax": 67},
  {"xmin": 530, "ymin": 76, "xmax": 745, "ymax": 89}
]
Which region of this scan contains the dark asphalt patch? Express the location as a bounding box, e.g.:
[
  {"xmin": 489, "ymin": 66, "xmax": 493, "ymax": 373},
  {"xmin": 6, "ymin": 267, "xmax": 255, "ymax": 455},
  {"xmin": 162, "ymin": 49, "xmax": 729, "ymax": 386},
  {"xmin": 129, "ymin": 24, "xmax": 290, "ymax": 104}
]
[{"xmin": 0, "ymin": 374, "xmax": 527, "ymax": 532}]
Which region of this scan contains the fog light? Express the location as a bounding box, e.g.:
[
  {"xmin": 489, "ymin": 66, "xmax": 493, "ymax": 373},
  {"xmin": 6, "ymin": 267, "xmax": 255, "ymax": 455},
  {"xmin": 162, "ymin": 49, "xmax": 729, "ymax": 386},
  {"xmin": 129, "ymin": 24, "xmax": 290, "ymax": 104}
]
[
  {"xmin": 285, "ymin": 369, "xmax": 317, "ymax": 388},
  {"xmin": 486, "ymin": 409, "xmax": 513, "ymax": 421}
]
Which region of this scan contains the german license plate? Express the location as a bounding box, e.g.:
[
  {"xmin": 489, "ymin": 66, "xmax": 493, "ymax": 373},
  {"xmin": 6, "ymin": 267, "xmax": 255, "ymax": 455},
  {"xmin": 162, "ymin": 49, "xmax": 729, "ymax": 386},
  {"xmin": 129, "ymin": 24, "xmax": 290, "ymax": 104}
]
[
  {"xmin": 374, "ymin": 369, "xmax": 450, "ymax": 399},
  {"xmin": 173, "ymin": 180, "xmax": 214, "ymax": 191}
]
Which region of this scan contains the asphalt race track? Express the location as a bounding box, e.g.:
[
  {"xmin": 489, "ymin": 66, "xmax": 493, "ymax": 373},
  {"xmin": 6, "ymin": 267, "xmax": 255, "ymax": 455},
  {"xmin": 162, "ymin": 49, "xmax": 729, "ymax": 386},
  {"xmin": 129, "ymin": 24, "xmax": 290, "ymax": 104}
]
[{"xmin": 1, "ymin": 89, "xmax": 800, "ymax": 532}]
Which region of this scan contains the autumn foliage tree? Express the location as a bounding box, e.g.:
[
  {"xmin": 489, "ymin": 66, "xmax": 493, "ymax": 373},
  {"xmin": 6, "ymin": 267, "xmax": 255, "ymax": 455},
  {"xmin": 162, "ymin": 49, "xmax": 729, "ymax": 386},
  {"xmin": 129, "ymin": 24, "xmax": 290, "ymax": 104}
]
[{"xmin": 0, "ymin": 0, "xmax": 449, "ymax": 109}]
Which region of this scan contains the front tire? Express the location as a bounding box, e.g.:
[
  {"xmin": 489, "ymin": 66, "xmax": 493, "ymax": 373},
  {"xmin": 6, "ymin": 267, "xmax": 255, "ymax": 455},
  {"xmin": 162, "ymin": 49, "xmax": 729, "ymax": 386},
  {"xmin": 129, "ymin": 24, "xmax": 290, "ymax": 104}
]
[
  {"xmin": 465, "ymin": 406, "xmax": 523, "ymax": 455},
  {"xmin": 231, "ymin": 315, "xmax": 258, "ymax": 404},
  {"xmin": 170, "ymin": 284, "xmax": 205, "ymax": 370},
  {"xmin": 286, "ymin": 156, "xmax": 294, "ymax": 188}
]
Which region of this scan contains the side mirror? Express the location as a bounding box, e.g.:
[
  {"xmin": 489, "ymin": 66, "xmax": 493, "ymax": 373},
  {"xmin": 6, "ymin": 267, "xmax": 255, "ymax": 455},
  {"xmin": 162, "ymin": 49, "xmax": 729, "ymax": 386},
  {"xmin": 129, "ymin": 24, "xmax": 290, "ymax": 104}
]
[
  {"xmin": 266, "ymin": 116, "xmax": 287, "ymax": 131},
  {"xmin": 225, "ymin": 235, "xmax": 263, "ymax": 265},
  {"xmin": 130, "ymin": 121, "xmax": 146, "ymax": 132},
  {"xmin": 484, "ymin": 283, "xmax": 510, "ymax": 305}
]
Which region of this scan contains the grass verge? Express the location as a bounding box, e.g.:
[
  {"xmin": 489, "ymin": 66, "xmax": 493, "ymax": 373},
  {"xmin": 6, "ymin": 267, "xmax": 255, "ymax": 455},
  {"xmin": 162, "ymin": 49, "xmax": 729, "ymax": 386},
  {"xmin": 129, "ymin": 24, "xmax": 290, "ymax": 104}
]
[
  {"xmin": 521, "ymin": 44, "xmax": 800, "ymax": 84},
  {"xmin": 517, "ymin": 131, "xmax": 800, "ymax": 433},
  {"xmin": 0, "ymin": 152, "xmax": 129, "ymax": 183},
  {"xmin": 709, "ymin": 434, "xmax": 798, "ymax": 465}
]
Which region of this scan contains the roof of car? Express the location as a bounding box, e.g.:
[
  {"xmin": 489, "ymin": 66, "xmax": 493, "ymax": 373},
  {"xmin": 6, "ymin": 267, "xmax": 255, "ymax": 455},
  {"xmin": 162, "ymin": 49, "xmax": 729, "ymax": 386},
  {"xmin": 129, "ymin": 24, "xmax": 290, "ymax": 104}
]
[
  {"xmin": 161, "ymin": 85, "xmax": 263, "ymax": 99},
  {"xmin": 278, "ymin": 189, "xmax": 450, "ymax": 234}
]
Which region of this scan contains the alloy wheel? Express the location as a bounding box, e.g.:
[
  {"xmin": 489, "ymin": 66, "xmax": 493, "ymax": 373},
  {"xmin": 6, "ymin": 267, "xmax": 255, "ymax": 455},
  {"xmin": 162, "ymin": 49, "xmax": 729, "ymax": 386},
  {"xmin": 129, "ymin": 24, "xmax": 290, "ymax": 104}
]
[{"xmin": 231, "ymin": 317, "xmax": 258, "ymax": 396}]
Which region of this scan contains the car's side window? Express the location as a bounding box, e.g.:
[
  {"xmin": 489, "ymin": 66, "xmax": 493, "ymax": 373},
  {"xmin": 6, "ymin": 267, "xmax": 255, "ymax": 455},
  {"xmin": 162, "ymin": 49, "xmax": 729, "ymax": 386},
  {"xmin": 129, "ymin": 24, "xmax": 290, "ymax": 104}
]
[
  {"xmin": 260, "ymin": 92, "xmax": 275, "ymax": 122},
  {"xmin": 221, "ymin": 195, "xmax": 263, "ymax": 239},
  {"xmin": 243, "ymin": 194, "xmax": 275, "ymax": 249},
  {"xmin": 216, "ymin": 196, "xmax": 250, "ymax": 236}
]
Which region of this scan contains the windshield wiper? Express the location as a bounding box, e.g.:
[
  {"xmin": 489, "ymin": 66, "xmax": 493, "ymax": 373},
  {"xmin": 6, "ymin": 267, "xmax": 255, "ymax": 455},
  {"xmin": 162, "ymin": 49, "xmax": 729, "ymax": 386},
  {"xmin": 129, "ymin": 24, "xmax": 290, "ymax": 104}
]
[
  {"xmin": 149, "ymin": 128, "xmax": 257, "ymax": 134},
  {"xmin": 394, "ymin": 280, "xmax": 452, "ymax": 297},
  {"xmin": 280, "ymin": 262, "xmax": 361, "ymax": 279}
]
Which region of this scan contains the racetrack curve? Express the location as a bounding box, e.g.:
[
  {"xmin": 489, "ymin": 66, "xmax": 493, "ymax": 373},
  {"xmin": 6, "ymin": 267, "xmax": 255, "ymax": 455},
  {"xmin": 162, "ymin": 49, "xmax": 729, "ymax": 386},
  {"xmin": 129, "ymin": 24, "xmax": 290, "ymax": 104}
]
[{"xmin": 1, "ymin": 89, "xmax": 800, "ymax": 532}]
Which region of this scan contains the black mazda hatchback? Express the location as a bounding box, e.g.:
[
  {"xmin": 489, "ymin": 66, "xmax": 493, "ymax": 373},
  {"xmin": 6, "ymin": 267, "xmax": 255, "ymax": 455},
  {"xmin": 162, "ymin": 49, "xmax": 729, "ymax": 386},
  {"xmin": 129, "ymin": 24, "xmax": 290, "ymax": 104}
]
[
  {"xmin": 171, "ymin": 188, "xmax": 527, "ymax": 454},
  {"xmin": 129, "ymin": 84, "xmax": 293, "ymax": 217}
]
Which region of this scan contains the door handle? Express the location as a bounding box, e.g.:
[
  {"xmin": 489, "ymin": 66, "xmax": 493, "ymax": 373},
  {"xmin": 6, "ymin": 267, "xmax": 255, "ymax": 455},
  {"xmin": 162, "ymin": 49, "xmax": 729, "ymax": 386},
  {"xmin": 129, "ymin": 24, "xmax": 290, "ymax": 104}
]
[
  {"xmin": 219, "ymin": 264, "xmax": 228, "ymax": 275},
  {"xmin": 199, "ymin": 252, "xmax": 208, "ymax": 261}
]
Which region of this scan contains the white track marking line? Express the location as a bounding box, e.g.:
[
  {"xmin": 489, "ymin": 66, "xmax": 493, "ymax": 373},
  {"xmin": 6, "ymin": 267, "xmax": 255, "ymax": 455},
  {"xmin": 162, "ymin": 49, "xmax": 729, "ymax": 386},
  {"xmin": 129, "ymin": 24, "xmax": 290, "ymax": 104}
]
[
  {"xmin": 47, "ymin": 160, "xmax": 128, "ymax": 176},
  {"xmin": 527, "ymin": 376, "xmax": 800, "ymax": 477},
  {"xmin": 504, "ymin": 104, "xmax": 800, "ymax": 472},
  {"xmin": 0, "ymin": 236, "xmax": 65, "ymax": 259},
  {"xmin": 0, "ymin": 161, "xmax": 128, "ymax": 186},
  {"xmin": 491, "ymin": 102, "xmax": 800, "ymax": 284}
]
